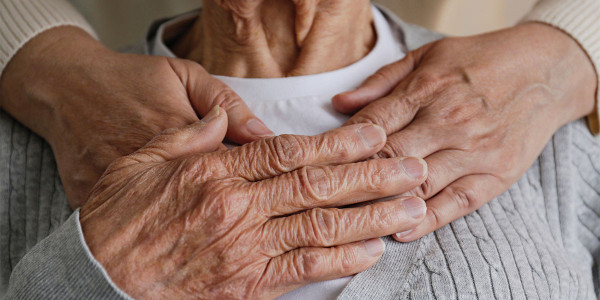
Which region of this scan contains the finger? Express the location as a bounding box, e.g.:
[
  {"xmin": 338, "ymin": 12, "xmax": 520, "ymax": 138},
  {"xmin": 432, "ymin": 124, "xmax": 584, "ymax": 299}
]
[
  {"xmin": 211, "ymin": 123, "xmax": 388, "ymax": 181},
  {"xmin": 118, "ymin": 106, "xmax": 227, "ymax": 166},
  {"xmin": 257, "ymin": 157, "xmax": 426, "ymax": 216},
  {"xmin": 332, "ymin": 52, "xmax": 419, "ymax": 114},
  {"xmin": 265, "ymin": 196, "xmax": 425, "ymax": 253},
  {"xmin": 259, "ymin": 239, "xmax": 384, "ymax": 297},
  {"xmin": 393, "ymin": 174, "xmax": 506, "ymax": 242},
  {"xmin": 374, "ymin": 119, "xmax": 445, "ymax": 159},
  {"xmin": 342, "ymin": 64, "xmax": 450, "ymax": 135},
  {"xmin": 406, "ymin": 150, "xmax": 473, "ymax": 200},
  {"xmin": 342, "ymin": 85, "xmax": 424, "ymax": 136},
  {"xmin": 169, "ymin": 58, "xmax": 274, "ymax": 144}
]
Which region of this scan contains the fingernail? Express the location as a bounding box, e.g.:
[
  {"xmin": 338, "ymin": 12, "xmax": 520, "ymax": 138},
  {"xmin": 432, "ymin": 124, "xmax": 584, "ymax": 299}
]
[
  {"xmin": 401, "ymin": 157, "xmax": 425, "ymax": 179},
  {"xmin": 202, "ymin": 106, "xmax": 221, "ymax": 123},
  {"xmin": 246, "ymin": 119, "xmax": 274, "ymax": 137},
  {"xmin": 402, "ymin": 197, "xmax": 426, "ymax": 219},
  {"xmin": 395, "ymin": 229, "xmax": 413, "ymax": 239},
  {"xmin": 358, "ymin": 125, "xmax": 385, "ymax": 148},
  {"xmin": 364, "ymin": 238, "xmax": 385, "ymax": 257}
]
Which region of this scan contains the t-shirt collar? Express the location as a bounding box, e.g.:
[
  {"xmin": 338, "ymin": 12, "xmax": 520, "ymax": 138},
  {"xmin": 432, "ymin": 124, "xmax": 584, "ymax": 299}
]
[{"xmin": 149, "ymin": 5, "xmax": 404, "ymax": 102}]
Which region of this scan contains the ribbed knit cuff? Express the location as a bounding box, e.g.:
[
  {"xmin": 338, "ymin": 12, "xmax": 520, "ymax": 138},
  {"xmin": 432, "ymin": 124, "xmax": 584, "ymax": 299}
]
[
  {"xmin": 0, "ymin": 0, "xmax": 97, "ymax": 77},
  {"xmin": 5, "ymin": 210, "xmax": 131, "ymax": 299},
  {"xmin": 523, "ymin": 0, "xmax": 600, "ymax": 135}
]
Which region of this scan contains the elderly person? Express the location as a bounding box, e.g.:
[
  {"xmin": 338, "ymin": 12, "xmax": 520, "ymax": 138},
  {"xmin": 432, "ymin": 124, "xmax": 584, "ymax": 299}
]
[
  {"xmin": 1, "ymin": 1, "xmax": 599, "ymax": 300},
  {"xmin": 141, "ymin": 1, "xmax": 598, "ymax": 299}
]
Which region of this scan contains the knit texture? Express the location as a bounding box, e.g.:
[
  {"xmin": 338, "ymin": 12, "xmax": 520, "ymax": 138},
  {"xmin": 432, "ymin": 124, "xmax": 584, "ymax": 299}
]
[
  {"xmin": 0, "ymin": 0, "xmax": 95, "ymax": 77},
  {"xmin": 1, "ymin": 3, "xmax": 600, "ymax": 299},
  {"xmin": 339, "ymin": 120, "xmax": 600, "ymax": 299},
  {"xmin": 337, "ymin": 9, "xmax": 600, "ymax": 299},
  {"xmin": 0, "ymin": 110, "xmax": 73, "ymax": 296},
  {"xmin": 5, "ymin": 210, "xmax": 129, "ymax": 299},
  {"xmin": 523, "ymin": 0, "xmax": 600, "ymax": 135}
]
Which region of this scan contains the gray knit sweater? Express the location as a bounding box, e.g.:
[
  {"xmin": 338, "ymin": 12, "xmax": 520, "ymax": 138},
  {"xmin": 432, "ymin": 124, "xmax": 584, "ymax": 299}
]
[{"xmin": 2, "ymin": 7, "xmax": 600, "ymax": 299}]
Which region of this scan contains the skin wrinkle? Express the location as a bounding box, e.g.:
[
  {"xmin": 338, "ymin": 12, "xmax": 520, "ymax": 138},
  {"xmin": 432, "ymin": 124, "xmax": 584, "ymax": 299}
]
[
  {"xmin": 303, "ymin": 166, "xmax": 336, "ymax": 200},
  {"xmin": 172, "ymin": 0, "xmax": 374, "ymax": 77},
  {"xmin": 64, "ymin": 0, "xmax": 440, "ymax": 294},
  {"xmin": 342, "ymin": 23, "xmax": 596, "ymax": 243}
]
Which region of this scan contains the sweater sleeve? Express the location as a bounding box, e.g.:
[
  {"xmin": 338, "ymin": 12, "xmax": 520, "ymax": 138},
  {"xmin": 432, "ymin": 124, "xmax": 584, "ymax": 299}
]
[
  {"xmin": 0, "ymin": 0, "xmax": 96, "ymax": 77},
  {"xmin": 4, "ymin": 210, "xmax": 131, "ymax": 299},
  {"xmin": 523, "ymin": 0, "xmax": 600, "ymax": 134}
]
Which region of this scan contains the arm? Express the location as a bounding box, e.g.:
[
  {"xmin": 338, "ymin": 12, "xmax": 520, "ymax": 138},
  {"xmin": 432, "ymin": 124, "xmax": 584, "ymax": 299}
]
[
  {"xmin": 332, "ymin": 4, "xmax": 598, "ymax": 240},
  {"xmin": 0, "ymin": 8, "xmax": 272, "ymax": 209},
  {"xmin": 524, "ymin": 0, "xmax": 600, "ymax": 134},
  {"xmin": 0, "ymin": 0, "xmax": 96, "ymax": 74},
  {"xmin": 9, "ymin": 109, "xmax": 428, "ymax": 299}
]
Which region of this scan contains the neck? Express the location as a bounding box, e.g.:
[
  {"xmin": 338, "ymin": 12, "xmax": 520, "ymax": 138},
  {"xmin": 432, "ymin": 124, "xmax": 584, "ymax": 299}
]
[{"xmin": 171, "ymin": 0, "xmax": 375, "ymax": 78}]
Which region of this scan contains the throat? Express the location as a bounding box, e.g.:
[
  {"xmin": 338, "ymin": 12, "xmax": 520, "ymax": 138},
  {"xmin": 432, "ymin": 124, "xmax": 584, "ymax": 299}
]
[{"xmin": 170, "ymin": 0, "xmax": 375, "ymax": 78}]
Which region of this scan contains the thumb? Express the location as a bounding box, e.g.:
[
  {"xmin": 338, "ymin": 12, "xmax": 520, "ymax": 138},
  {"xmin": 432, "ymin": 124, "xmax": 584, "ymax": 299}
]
[
  {"xmin": 332, "ymin": 48, "xmax": 423, "ymax": 114},
  {"xmin": 170, "ymin": 59, "xmax": 274, "ymax": 145},
  {"xmin": 124, "ymin": 106, "xmax": 228, "ymax": 165}
]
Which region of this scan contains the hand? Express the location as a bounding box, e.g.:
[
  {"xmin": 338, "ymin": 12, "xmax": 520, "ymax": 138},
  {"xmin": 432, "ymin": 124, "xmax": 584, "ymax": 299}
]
[
  {"xmin": 332, "ymin": 23, "xmax": 597, "ymax": 241},
  {"xmin": 80, "ymin": 106, "xmax": 428, "ymax": 299},
  {"xmin": 0, "ymin": 26, "xmax": 273, "ymax": 208}
]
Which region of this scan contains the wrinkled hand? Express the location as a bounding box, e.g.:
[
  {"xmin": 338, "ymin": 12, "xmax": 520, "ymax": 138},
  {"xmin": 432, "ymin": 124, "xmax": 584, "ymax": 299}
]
[
  {"xmin": 333, "ymin": 23, "xmax": 597, "ymax": 241},
  {"xmin": 0, "ymin": 26, "xmax": 273, "ymax": 208},
  {"xmin": 80, "ymin": 107, "xmax": 428, "ymax": 299}
]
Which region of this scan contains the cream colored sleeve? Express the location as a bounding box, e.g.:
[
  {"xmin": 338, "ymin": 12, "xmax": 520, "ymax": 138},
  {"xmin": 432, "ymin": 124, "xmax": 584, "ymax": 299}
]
[
  {"xmin": 523, "ymin": 0, "xmax": 600, "ymax": 134},
  {"xmin": 0, "ymin": 0, "xmax": 97, "ymax": 77}
]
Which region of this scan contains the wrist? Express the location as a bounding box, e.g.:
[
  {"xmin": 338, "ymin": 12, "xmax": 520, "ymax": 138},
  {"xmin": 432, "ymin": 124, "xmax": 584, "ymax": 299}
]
[
  {"xmin": 516, "ymin": 22, "xmax": 597, "ymax": 125},
  {"xmin": 0, "ymin": 26, "xmax": 111, "ymax": 145}
]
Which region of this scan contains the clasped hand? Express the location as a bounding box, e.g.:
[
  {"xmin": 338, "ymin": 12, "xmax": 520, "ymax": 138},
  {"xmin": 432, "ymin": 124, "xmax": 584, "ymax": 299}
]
[
  {"xmin": 333, "ymin": 23, "xmax": 597, "ymax": 241},
  {"xmin": 80, "ymin": 107, "xmax": 428, "ymax": 299}
]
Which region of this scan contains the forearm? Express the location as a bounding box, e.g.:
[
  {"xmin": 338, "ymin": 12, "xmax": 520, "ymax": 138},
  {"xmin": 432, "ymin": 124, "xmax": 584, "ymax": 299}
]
[
  {"xmin": 524, "ymin": 0, "xmax": 600, "ymax": 132},
  {"xmin": 0, "ymin": 0, "xmax": 100, "ymax": 144},
  {"xmin": 515, "ymin": 22, "xmax": 596, "ymax": 126},
  {"xmin": 0, "ymin": 0, "xmax": 96, "ymax": 75},
  {"xmin": 0, "ymin": 26, "xmax": 109, "ymax": 146}
]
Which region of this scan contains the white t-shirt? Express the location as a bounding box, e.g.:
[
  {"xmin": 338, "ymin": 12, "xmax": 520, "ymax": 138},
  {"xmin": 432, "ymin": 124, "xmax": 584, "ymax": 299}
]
[{"xmin": 150, "ymin": 5, "xmax": 405, "ymax": 299}]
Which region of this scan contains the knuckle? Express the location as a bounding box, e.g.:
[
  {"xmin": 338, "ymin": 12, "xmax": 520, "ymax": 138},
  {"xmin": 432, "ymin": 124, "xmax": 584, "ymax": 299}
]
[
  {"xmin": 307, "ymin": 208, "xmax": 340, "ymax": 246},
  {"xmin": 379, "ymin": 142, "xmax": 410, "ymax": 158},
  {"xmin": 369, "ymin": 70, "xmax": 396, "ymax": 86},
  {"xmin": 211, "ymin": 88, "xmax": 242, "ymax": 110},
  {"xmin": 324, "ymin": 134, "xmax": 353, "ymax": 162},
  {"xmin": 300, "ymin": 166, "xmax": 338, "ymax": 200},
  {"xmin": 409, "ymin": 72, "xmax": 441, "ymax": 95},
  {"xmin": 365, "ymin": 166, "xmax": 387, "ymax": 192},
  {"xmin": 447, "ymin": 186, "xmax": 477, "ymax": 212},
  {"xmin": 427, "ymin": 205, "xmax": 444, "ymax": 229},
  {"xmin": 291, "ymin": 250, "xmax": 324, "ymax": 281},
  {"xmin": 198, "ymin": 180, "xmax": 247, "ymax": 227},
  {"xmin": 360, "ymin": 161, "xmax": 401, "ymax": 195},
  {"xmin": 438, "ymin": 97, "xmax": 479, "ymax": 127},
  {"xmin": 265, "ymin": 135, "xmax": 306, "ymax": 173},
  {"xmin": 352, "ymin": 110, "xmax": 387, "ymax": 128},
  {"xmin": 339, "ymin": 248, "xmax": 359, "ymax": 273},
  {"xmin": 414, "ymin": 176, "xmax": 435, "ymax": 199}
]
